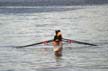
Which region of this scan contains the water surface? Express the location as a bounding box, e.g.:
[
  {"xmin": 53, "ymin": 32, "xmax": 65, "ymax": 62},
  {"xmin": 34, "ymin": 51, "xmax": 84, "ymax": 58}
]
[{"xmin": 0, "ymin": 5, "xmax": 108, "ymax": 71}]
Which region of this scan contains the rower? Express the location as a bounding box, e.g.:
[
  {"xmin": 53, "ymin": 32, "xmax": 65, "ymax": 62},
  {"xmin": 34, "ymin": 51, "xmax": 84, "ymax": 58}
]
[{"xmin": 53, "ymin": 30, "xmax": 63, "ymax": 57}]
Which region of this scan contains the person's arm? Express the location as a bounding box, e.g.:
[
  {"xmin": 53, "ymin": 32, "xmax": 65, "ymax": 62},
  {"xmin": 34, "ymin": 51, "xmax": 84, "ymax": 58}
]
[
  {"xmin": 59, "ymin": 35, "xmax": 62, "ymax": 41},
  {"xmin": 53, "ymin": 36, "xmax": 56, "ymax": 41}
]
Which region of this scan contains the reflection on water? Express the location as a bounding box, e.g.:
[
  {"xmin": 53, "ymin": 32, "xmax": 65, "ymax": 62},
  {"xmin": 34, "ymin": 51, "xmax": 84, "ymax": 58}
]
[
  {"xmin": 0, "ymin": 5, "xmax": 108, "ymax": 71},
  {"xmin": 55, "ymin": 56, "xmax": 63, "ymax": 66}
]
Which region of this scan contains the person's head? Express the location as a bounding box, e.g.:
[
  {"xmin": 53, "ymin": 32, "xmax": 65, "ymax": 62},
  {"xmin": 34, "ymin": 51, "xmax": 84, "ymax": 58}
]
[{"xmin": 55, "ymin": 30, "xmax": 61, "ymax": 35}]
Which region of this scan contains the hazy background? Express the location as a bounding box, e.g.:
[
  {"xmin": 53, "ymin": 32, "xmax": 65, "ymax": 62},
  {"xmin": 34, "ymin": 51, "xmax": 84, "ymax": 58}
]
[{"xmin": 0, "ymin": 0, "xmax": 108, "ymax": 6}]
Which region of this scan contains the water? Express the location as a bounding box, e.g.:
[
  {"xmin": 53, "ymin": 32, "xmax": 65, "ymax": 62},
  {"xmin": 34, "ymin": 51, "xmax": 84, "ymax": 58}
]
[{"xmin": 0, "ymin": 5, "xmax": 108, "ymax": 71}]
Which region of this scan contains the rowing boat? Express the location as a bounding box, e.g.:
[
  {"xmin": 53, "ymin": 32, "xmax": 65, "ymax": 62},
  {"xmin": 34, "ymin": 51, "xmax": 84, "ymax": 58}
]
[{"xmin": 54, "ymin": 45, "xmax": 63, "ymax": 57}]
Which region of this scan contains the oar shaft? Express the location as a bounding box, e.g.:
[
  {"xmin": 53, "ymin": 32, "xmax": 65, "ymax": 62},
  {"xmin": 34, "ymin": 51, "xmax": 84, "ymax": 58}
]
[
  {"xmin": 16, "ymin": 39, "xmax": 53, "ymax": 48},
  {"xmin": 63, "ymin": 38, "xmax": 97, "ymax": 46}
]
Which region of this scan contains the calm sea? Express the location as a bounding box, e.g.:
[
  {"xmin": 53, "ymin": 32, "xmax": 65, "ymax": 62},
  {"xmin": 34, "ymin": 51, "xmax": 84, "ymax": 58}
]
[{"xmin": 0, "ymin": 5, "xmax": 108, "ymax": 71}]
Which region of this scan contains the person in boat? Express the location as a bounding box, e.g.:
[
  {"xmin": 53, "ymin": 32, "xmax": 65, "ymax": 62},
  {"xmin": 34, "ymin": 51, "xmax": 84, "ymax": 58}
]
[{"xmin": 53, "ymin": 30, "xmax": 63, "ymax": 57}]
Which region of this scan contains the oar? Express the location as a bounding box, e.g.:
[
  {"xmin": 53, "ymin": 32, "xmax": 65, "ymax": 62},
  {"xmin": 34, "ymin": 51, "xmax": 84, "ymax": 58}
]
[
  {"xmin": 16, "ymin": 39, "xmax": 53, "ymax": 48},
  {"xmin": 63, "ymin": 38, "xmax": 97, "ymax": 46}
]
